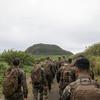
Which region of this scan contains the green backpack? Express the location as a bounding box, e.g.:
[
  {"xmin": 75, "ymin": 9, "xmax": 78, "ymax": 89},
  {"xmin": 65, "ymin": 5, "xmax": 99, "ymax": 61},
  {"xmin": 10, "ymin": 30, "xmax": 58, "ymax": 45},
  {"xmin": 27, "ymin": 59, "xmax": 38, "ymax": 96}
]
[{"xmin": 3, "ymin": 67, "xmax": 19, "ymax": 97}]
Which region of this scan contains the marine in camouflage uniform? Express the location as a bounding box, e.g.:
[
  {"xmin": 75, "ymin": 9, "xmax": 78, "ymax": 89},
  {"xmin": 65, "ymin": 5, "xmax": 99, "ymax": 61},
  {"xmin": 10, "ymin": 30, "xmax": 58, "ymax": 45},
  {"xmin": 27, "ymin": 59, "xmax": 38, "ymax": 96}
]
[
  {"xmin": 31, "ymin": 62, "xmax": 48, "ymax": 100},
  {"xmin": 4, "ymin": 58, "xmax": 28, "ymax": 100},
  {"xmin": 56, "ymin": 57, "xmax": 63, "ymax": 70},
  {"xmin": 72, "ymin": 55, "xmax": 94, "ymax": 79},
  {"xmin": 57, "ymin": 61, "xmax": 76, "ymax": 100},
  {"xmin": 61, "ymin": 57, "xmax": 100, "ymax": 100},
  {"xmin": 44, "ymin": 57, "xmax": 55, "ymax": 92},
  {"xmin": 62, "ymin": 56, "xmax": 67, "ymax": 64}
]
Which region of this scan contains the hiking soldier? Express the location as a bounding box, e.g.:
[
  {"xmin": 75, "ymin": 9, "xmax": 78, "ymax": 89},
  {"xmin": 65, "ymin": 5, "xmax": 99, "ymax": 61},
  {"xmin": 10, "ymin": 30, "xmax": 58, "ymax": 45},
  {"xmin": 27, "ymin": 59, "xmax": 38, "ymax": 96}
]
[
  {"xmin": 50, "ymin": 59, "xmax": 56, "ymax": 80},
  {"xmin": 62, "ymin": 56, "xmax": 67, "ymax": 64},
  {"xmin": 57, "ymin": 57, "xmax": 63, "ymax": 70},
  {"xmin": 62, "ymin": 57, "xmax": 100, "ymax": 100},
  {"xmin": 44, "ymin": 57, "xmax": 55, "ymax": 92},
  {"xmin": 56, "ymin": 58, "xmax": 76, "ymax": 84},
  {"xmin": 3, "ymin": 58, "xmax": 28, "ymax": 100},
  {"xmin": 57, "ymin": 61, "xmax": 76, "ymax": 100},
  {"xmin": 31, "ymin": 62, "xmax": 48, "ymax": 100},
  {"xmin": 72, "ymin": 55, "xmax": 94, "ymax": 79},
  {"xmin": 53, "ymin": 60, "xmax": 58, "ymax": 73}
]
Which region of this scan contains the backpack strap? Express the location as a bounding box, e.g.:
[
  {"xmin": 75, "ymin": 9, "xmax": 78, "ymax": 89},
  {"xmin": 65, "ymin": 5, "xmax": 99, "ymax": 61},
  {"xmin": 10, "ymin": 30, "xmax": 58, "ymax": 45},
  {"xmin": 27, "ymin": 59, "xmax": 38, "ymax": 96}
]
[
  {"xmin": 78, "ymin": 77, "xmax": 92, "ymax": 85},
  {"xmin": 40, "ymin": 68, "xmax": 45, "ymax": 84}
]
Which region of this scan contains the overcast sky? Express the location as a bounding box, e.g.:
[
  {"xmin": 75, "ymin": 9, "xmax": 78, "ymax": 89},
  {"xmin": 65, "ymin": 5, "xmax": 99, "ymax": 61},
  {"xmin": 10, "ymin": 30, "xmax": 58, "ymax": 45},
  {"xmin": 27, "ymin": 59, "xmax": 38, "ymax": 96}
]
[{"xmin": 0, "ymin": 0, "xmax": 100, "ymax": 54}]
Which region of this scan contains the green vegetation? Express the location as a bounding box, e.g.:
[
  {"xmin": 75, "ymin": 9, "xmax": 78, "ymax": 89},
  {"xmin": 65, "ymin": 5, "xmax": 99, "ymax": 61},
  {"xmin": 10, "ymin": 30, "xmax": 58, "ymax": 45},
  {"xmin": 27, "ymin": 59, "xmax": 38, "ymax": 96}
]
[
  {"xmin": 88, "ymin": 56, "xmax": 100, "ymax": 75},
  {"xmin": 83, "ymin": 43, "xmax": 100, "ymax": 76},
  {"xmin": 0, "ymin": 62, "xmax": 9, "ymax": 95},
  {"xmin": 25, "ymin": 43, "xmax": 73, "ymax": 55},
  {"xmin": 84, "ymin": 43, "xmax": 100, "ymax": 56},
  {"xmin": 23, "ymin": 65, "xmax": 33, "ymax": 76},
  {"xmin": 1, "ymin": 49, "xmax": 34, "ymax": 65}
]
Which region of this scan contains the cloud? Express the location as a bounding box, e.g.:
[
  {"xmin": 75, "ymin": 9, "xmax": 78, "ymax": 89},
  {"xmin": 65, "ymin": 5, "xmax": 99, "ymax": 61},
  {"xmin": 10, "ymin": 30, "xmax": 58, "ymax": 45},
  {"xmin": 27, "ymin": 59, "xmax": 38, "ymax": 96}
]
[{"xmin": 0, "ymin": 0, "xmax": 100, "ymax": 53}]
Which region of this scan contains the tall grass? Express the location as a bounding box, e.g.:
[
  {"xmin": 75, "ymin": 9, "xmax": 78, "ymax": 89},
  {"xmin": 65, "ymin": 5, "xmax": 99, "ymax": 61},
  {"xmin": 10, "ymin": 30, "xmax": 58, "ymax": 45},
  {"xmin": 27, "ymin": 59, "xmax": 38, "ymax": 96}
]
[{"xmin": 0, "ymin": 62, "xmax": 9, "ymax": 95}]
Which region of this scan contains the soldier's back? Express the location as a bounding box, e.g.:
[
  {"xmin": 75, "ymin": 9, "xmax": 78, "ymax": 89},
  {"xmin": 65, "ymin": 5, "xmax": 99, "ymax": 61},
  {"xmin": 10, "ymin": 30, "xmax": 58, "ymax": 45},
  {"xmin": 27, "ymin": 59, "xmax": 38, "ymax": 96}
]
[{"xmin": 63, "ymin": 76, "xmax": 100, "ymax": 100}]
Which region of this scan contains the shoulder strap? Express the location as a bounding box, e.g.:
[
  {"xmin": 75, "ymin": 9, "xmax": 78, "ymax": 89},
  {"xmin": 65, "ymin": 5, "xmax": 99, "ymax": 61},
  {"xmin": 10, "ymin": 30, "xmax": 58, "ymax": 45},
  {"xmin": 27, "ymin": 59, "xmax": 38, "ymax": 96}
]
[{"xmin": 78, "ymin": 77, "xmax": 92, "ymax": 85}]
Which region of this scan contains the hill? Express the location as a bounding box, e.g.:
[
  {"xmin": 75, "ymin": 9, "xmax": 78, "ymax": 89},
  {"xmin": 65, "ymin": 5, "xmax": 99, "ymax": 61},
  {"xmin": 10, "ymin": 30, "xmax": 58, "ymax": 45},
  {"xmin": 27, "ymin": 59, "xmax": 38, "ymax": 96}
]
[
  {"xmin": 84, "ymin": 43, "xmax": 100, "ymax": 56},
  {"xmin": 25, "ymin": 43, "xmax": 73, "ymax": 55},
  {"xmin": 73, "ymin": 43, "xmax": 100, "ymax": 56}
]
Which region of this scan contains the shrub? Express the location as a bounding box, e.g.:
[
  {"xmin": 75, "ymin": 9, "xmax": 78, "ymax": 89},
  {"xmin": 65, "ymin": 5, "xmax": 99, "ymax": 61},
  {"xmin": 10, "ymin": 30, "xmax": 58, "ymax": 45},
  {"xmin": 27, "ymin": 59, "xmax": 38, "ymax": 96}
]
[{"xmin": 1, "ymin": 49, "xmax": 34, "ymax": 66}]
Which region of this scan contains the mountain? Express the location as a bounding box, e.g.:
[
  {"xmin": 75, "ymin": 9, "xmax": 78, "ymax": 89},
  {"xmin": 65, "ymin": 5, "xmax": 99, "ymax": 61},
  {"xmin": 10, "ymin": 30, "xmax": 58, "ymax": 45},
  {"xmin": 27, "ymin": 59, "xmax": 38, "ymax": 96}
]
[{"xmin": 25, "ymin": 43, "xmax": 73, "ymax": 55}]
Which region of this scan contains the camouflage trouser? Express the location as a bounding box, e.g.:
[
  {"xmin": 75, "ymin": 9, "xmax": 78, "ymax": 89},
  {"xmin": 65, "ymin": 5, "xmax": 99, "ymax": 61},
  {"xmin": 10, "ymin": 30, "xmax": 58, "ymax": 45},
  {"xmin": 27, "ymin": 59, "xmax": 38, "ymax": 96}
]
[
  {"xmin": 33, "ymin": 84, "xmax": 47, "ymax": 100},
  {"xmin": 59, "ymin": 82, "xmax": 69, "ymax": 100},
  {"xmin": 59, "ymin": 88, "xmax": 63, "ymax": 100},
  {"xmin": 46, "ymin": 75, "xmax": 52, "ymax": 92},
  {"xmin": 5, "ymin": 95, "xmax": 24, "ymax": 100},
  {"xmin": 5, "ymin": 92, "xmax": 24, "ymax": 100}
]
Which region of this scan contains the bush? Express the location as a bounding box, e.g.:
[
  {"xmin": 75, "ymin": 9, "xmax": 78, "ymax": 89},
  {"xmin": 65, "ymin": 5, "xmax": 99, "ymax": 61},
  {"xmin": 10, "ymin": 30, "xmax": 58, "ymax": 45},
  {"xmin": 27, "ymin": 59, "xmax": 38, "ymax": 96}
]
[
  {"xmin": 0, "ymin": 62, "xmax": 9, "ymax": 95},
  {"xmin": 1, "ymin": 49, "xmax": 34, "ymax": 66},
  {"xmin": 23, "ymin": 65, "xmax": 33, "ymax": 76},
  {"xmin": 83, "ymin": 56, "xmax": 100, "ymax": 76}
]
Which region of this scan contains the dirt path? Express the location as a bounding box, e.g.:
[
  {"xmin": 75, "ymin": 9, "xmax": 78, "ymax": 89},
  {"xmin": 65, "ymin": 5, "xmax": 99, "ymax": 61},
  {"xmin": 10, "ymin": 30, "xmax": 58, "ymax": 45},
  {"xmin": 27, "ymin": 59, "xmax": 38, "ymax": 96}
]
[
  {"xmin": 0, "ymin": 78, "xmax": 59, "ymax": 100},
  {"xmin": 48, "ymin": 81, "xmax": 59, "ymax": 100}
]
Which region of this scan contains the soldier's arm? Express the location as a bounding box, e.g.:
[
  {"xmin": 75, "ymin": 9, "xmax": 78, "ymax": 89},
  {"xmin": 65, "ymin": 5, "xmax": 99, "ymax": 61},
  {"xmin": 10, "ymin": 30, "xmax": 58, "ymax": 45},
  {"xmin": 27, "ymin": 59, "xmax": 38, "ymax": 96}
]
[
  {"xmin": 20, "ymin": 71, "xmax": 28, "ymax": 99},
  {"xmin": 42, "ymin": 69, "xmax": 48, "ymax": 86}
]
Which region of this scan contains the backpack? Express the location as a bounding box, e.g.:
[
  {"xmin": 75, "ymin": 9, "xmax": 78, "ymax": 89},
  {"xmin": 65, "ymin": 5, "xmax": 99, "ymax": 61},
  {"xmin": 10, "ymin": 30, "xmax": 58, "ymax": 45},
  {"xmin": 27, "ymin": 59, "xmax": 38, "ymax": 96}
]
[
  {"xmin": 59, "ymin": 66, "xmax": 73, "ymax": 89},
  {"xmin": 44, "ymin": 63, "xmax": 51, "ymax": 75},
  {"xmin": 61, "ymin": 67, "xmax": 72, "ymax": 83},
  {"xmin": 3, "ymin": 67, "xmax": 19, "ymax": 97},
  {"xmin": 71, "ymin": 78, "xmax": 100, "ymax": 100},
  {"xmin": 31, "ymin": 67, "xmax": 44, "ymax": 84}
]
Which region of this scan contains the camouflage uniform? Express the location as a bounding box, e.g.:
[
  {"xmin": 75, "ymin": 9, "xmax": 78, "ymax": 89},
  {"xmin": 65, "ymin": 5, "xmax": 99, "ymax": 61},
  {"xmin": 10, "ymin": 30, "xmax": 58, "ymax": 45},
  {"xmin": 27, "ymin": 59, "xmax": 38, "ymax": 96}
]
[
  {"xmin": 31, "ymin": 65, "xmax": 47, "ymax": 100},
  {"xmin": 32, "ymin": 83, "xmax": 46, "ymax": 100},
  {"xmin": 5, "ymin": 69, "xmax": 28, "ymax": 100},
  {"xmin": 50, "ymin": 60, "xmax": 56, "ymax": 79},
  {"xmin": 57, "ymin": 58, "xmax": 64, "ymax": 69},
  {"xmin": 53, "ymin": 60, "xmax": 59, "ymax": 72},
  {"xmin": 56, "ymin": 64, "xmax": 76, "ymax": 100},
  {"xmin": 61, "ymin": 74, "xmax": 100, "ymax": 100},
  {"xmin": 62, "ymin": 56, "xmax": 67, "ymax": 64},
  {"xmin": 44, "ymin": 60, "xmax": 55, "ymax": 92}
]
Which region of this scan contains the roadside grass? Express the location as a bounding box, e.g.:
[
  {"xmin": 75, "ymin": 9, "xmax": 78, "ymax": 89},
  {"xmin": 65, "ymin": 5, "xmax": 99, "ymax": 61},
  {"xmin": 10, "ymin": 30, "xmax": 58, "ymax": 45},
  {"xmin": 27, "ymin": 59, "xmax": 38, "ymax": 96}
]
[{"xmin": 0, "ymin": 62, "xmax": 9, "ymax": 96}]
